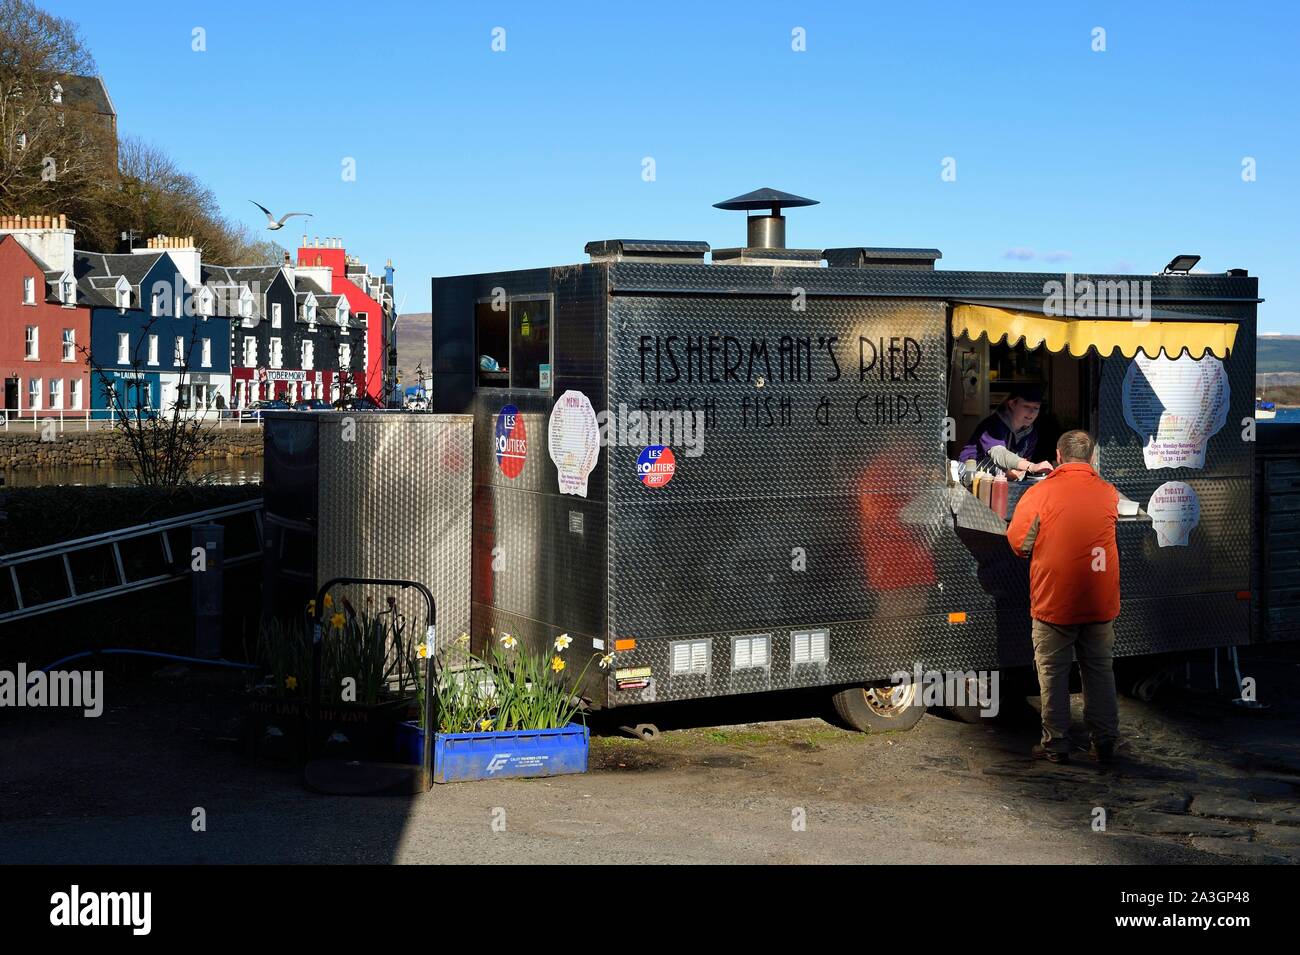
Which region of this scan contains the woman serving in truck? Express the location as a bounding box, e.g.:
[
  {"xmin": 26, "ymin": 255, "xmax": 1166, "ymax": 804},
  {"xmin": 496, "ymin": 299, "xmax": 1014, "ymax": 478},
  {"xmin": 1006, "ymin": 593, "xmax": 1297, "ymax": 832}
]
[{"xmin": 959, "ymin": 383, "xmax": 1055, "ymax": 479}]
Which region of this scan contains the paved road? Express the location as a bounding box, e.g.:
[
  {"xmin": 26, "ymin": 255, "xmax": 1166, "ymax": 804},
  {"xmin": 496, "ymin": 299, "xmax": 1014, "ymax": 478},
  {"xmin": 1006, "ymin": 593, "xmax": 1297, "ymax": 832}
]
[{"xmin": 2, "ymin": 653, "xmax": 1298, "ymax": 864}]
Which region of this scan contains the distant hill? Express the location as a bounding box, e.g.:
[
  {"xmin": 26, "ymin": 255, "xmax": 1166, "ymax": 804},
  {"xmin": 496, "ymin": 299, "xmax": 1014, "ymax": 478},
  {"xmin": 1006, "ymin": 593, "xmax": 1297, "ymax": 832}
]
[
  {"xmin": 394, "ymin": 312, "xmax": 431, "ymax": 387},
  {"xmin": 1258, "ymin": 335, "xmax": 1300, "ymax": 374}
]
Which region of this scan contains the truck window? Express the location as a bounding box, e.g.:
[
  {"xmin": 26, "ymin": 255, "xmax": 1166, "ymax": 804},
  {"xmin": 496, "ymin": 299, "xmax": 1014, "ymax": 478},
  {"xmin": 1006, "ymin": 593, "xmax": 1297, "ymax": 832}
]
[
  {"xmin": 510, "ymin": 299, "xmax": 551, "ymax": 391},
  {"xmin": 475, "ymin": 301, "xmax": 509, "ymax": 388}
]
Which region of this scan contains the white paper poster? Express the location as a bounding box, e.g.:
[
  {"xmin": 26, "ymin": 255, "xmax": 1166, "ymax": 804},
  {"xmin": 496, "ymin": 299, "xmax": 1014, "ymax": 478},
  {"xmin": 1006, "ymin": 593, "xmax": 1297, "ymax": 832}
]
[
  {"xmin": 1122, "ymin": 354, "xmax": 1229, "ymax": 470},
  {"xmin": 547, "ymin": 389, "xmax": 600, "ymax": 497},
  {"xmin": 1147, "ymin": 481, "xmax": 1200, "ymax": 548}
]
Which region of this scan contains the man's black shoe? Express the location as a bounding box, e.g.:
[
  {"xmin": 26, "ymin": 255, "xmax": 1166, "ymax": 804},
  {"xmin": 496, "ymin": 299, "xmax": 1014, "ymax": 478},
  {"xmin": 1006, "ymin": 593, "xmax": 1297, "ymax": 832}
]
[
  {"xmin": 1032, "ymin": 744, "xmax": 1070, "ymax": 764},
  {"xmin": 1089, "ymin": 740, "xmax": 1116, "ymax": 764}
]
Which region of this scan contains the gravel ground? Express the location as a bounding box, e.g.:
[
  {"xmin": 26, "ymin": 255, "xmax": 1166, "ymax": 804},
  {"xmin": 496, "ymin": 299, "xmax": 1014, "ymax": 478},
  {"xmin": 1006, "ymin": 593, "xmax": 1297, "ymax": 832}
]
[{"xmin": 1, "ymin": 649, "xmax": 1298, "ymax": 865}]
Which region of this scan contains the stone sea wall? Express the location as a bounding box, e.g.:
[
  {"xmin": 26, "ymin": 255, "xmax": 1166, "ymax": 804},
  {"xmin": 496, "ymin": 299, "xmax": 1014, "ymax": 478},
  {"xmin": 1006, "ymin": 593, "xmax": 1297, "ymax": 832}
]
[{"xmin": 0, "ymin": 426, "xmax": 263, "ymax": 469}]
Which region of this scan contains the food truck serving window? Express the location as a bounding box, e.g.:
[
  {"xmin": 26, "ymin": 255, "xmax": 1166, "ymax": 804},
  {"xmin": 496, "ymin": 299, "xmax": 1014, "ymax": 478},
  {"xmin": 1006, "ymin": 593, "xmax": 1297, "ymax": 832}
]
[
  {"xmin": 474, "ymin": 295, "xmax": 553, "ymax": 391},
  {"xmin": 509, "ymin": 298, "xmax": 551, "ymax": 391}
]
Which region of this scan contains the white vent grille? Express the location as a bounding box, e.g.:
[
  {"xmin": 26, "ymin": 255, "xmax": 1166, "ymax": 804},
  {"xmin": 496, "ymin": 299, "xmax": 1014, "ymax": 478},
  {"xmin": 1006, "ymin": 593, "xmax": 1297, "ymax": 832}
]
[
  {"xmin": 791, "ymin": 629, "xmax": 829, "ymax": 665},
  {"xmin": 732, "ymin": 633, "xmax": 771, "ymax": 670},
  {"xmin": 670, "ymin": 639, "xmax": 710, "ymax": 675}
]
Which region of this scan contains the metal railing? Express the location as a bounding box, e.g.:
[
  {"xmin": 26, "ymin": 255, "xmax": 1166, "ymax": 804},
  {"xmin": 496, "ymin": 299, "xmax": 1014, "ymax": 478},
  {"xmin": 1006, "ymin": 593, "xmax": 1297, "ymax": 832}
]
[{"xmin": 0, "ymin": 408, "xmax": 266, "ymax": 431}]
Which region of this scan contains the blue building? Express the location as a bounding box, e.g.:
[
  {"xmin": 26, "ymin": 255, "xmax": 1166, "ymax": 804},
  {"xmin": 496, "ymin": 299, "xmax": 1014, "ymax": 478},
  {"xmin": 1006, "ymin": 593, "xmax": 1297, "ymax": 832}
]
[{"xmin": 76, "ymin": 237, "xmax": 233, "ymax": 417}]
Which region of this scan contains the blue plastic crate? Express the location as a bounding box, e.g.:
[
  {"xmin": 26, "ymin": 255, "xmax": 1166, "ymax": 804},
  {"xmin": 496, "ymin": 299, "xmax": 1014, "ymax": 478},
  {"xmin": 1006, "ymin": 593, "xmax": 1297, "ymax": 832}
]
[{"xmin": 397, "ymin": 722, "xmax": 589, "ymax": 783}]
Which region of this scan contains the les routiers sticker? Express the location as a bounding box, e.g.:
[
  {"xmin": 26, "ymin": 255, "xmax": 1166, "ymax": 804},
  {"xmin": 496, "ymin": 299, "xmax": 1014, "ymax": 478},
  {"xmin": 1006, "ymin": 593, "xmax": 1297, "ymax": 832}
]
[
  {"xmin": 495, "ymin": 404, "xmax": 527, "ymax": 478},
  {"xmin": 547, "ymin": 389, "xmax": 600, "ymax": 497},
  {"xmin": 637, "ymin": 445, "xmax": 676, "ymax": 488}
]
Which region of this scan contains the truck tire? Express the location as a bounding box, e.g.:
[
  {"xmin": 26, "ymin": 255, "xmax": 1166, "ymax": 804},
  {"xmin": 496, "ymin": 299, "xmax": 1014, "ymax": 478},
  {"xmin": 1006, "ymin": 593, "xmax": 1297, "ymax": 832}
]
[{"xmin": 831, "ymin": 683, "xmax": 926, "ymax": 733}]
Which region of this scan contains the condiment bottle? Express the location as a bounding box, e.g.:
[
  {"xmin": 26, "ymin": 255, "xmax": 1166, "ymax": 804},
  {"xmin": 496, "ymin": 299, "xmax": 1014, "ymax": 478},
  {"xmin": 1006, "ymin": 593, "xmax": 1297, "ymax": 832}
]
[{"xmin": 991, "ymin": 473, "xmax": 1009, "ymax": 520}]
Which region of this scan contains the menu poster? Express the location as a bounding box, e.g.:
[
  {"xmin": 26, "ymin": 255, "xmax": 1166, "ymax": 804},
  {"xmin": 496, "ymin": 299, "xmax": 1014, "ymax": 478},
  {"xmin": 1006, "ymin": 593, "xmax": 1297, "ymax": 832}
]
[
  {"xmin": 547, "ymin": 389, "xmax": 601, "ymax": 497},
  {"xmin": 1122, "ymin": 354, "xmax": 1229, "ymax": 470},
  {"xmin": 1147, "ymin": 481, "xmax": 1201, "ymax": 548}
]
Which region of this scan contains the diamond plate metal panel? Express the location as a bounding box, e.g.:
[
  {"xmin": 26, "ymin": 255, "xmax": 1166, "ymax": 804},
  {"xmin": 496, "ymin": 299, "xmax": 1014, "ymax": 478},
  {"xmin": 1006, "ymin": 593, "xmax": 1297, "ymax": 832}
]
[
  {"xmin": 601, "ymin": 279, "xmax": 1257, "ymax": 706},
  {"xmin": 431, "ymin": 259, "xmax": 1259, "ymax": 710},
  {"xmin": 608, "ymin": 263, "xmax": 1261, "ymax": 304},
  {"xmin": 264, "ymin": 413, "xmax": 473, "ymax": 650}
]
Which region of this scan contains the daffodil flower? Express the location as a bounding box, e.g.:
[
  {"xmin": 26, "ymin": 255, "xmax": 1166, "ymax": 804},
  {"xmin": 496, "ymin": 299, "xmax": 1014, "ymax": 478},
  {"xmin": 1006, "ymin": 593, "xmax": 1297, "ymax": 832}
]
[
  {"xmin": 456, "ymin": 633, "xmax": 470, "ymax": 647},
  {"xmin": 598, "ymin": 653, "xmax": 614, "ymax": 670},
  {"xmin": 551, "ymin": 655, "xmax": 566, "ymax": 673},
  {"xmin": 415, "ymin": 643, "xmax": 429, "ymax": 659},
  {"xmin": 330, "ymin": 612, "xmax": 346, "ymax": 630},
  {"xmin": 500, "ymin": 634, "xmax": 518, "ymax": 649},
  {"xmin": 285, "ymin": 675, "xmax": 298, "ymax": 690},
  {"xmin": 323, "ymin": 593, "xmax": 334, "ymax": 610},
  {"xmin": 554, "ymin": 633, "xmax": 573, "ymax": 652},
  {"xmin": 479, "ymin": 718, "xmax": 493, "ymax": 731},
  {"xmin": 306, "ymin": 599, "xmax": 316, "ymax": 617}
]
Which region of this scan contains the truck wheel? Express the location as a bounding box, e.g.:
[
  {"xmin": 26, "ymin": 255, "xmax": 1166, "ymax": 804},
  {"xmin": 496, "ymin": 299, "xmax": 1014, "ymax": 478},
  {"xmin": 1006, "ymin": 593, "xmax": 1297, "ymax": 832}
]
[{"xmin": 832, "ymin": 683, "xmax": 926, "ymax": 733}]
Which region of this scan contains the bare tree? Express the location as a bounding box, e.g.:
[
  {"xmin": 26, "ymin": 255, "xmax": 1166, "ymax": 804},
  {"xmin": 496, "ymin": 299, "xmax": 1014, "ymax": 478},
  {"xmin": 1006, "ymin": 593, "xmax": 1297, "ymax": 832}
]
[
  {"xmin": 79, "ymin": 308, "xmax": 219, "ymax": 487},
  {"xmin": 0, "ymin": 0, "xmax": 115, "ymax": 238}
]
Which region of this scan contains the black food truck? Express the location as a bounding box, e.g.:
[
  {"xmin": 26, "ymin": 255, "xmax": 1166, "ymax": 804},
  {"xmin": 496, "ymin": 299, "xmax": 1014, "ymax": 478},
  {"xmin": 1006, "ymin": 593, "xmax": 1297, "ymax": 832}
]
[{"xmin": 427, "ymin": 188, "xmax": 1262, "ymax": 731}]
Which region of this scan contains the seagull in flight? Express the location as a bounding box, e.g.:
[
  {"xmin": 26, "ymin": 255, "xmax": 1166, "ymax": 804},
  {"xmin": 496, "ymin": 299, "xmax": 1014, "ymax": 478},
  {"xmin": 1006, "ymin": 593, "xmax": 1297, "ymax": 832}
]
[{"xmin": 250, "ymin": 201, "xmax": 312, "ymax": 231}]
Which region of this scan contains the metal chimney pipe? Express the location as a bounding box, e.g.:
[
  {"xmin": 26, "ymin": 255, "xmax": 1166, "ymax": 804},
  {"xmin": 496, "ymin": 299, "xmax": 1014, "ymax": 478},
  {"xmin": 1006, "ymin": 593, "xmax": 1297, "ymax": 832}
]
[{"xmin": 747, "ymin": 215, "xmax": 786, "ymax": 250}]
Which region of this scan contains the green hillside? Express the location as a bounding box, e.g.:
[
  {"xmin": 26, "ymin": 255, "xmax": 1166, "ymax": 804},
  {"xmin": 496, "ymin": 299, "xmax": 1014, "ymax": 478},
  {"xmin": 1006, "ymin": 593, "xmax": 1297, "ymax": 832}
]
[{"xmin": 1258, "ymin": 336, "xmax": 1300, "ymax": 373}]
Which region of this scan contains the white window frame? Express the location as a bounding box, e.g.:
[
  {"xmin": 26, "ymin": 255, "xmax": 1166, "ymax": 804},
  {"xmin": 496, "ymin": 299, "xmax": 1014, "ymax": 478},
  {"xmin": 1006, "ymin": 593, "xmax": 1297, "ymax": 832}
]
[
  {"xmin": 62, "ymin": 328, "xmax": 74, "ymax": 361},
  {"xmin": 27, "ymin": 378, "xmax": 41, "ymax": 410},
  {"xmin": 174, "ymin": 336, "xmax": 185, "ymax": 366},
  {"xmin": 271, "ymin": 302, "xmax": 282, "ymax": 328},
  {"xmin": 24, "ymin": 325, "xmax": 37, "ymax": 359},
  {"xmin": 270, "ymin": 337, "xmax": 282, "ymax": 369},
  {"xmin": 70, "ymin": 377, "xmax": 82, "ymax": 410},
  {"xmin": 23, "ymin": 275, "xmax": 36, "ymax": 305},
  {"xmin": 49, "ymin": 377, "xmax": 62, "ymax": 409},
  {"xmin": 116, "ymin": 283, "xmax": 130, "ymax": 309},
  {"xmin": 302, "ymin": 340, "xmax": 314, "ymax": 370},
  {"xmin": 201, "ymin": 338, "xmax": 212, "ymax": 368},
  {"xmin": 117, "ymin": 332, "xmax": 129, "ymax": 365},
  {"xmin": 147, "ymin": 334, "xmax": 159, "ymax": 366},
  {"xmin": 61, "ymin": 277, "xmax": 74, "ymax": 304},
  {"xmin": 243, "ymin": 337, "xmax": 257, "ymax": 367},
  {"xmin": 338, "ymin": 343, "xmax": 350, "ymax": 368}
]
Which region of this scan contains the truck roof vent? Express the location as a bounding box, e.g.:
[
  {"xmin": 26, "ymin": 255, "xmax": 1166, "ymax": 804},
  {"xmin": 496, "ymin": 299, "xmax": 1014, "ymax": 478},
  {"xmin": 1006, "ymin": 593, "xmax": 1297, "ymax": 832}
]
[
  {"xmin": 824, "ymin": 247, "xmax": 942, "ymax": 271},
  {"xmin": 585, "ymin": 239, "xmax": 709, "ymax": 264},
  {"xmin": 712, "ymin": 187, "xmax": 823, "ymax": 267}
]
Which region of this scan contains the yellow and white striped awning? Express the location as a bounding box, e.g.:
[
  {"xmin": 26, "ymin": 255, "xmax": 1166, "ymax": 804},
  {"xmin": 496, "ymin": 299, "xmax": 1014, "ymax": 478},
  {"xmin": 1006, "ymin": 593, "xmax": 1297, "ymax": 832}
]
[{"xmin": 951, "ymin": 303, "xmax": 1239, "ymax": 360}]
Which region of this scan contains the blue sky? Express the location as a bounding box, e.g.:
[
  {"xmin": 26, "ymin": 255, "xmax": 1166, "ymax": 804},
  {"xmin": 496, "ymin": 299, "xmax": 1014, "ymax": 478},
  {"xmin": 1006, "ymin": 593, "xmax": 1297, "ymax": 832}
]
[{"xmin": 49, "ymin": 0, "xmax": 1300, "ymax": 329}]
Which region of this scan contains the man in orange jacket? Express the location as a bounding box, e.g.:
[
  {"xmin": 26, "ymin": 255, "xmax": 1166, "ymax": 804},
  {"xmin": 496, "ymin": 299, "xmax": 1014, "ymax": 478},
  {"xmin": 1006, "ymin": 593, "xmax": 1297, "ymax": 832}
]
[{"xmin": 1007, "ymin": 430, "xmax": 1120, "ymax": 764}]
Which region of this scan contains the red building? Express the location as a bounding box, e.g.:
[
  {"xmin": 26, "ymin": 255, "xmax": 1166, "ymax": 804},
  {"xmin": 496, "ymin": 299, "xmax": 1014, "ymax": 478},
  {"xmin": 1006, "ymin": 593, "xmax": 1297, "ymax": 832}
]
[
  {"xmin": 296, "ymin": 237, "xmax": 386, "ymax": 402},
  {"xmin": 0, "ymin": 218, "xmax": 93, "ymax": 418}
]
